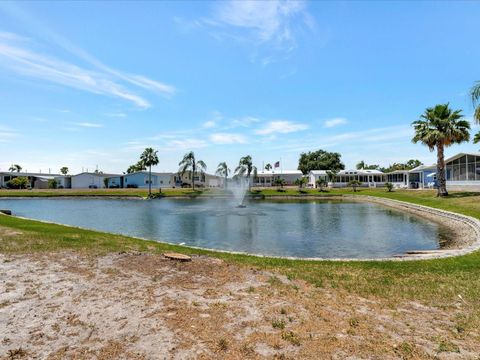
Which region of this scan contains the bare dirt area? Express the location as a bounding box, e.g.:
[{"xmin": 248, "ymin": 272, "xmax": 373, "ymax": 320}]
[{"xmin": 0, "ymin": 252, "xmax": 478, "ymax": 359}]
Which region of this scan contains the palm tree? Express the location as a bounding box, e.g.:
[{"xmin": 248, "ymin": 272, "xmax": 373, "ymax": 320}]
[
  {"xmin": 140, "ymin": 148, "xmax": 159, "ymax": 197},
  {"xmin": 216, "ymin": 162, "xmax": 230, "ymax": 189},
  {"xmin": 265, "ymin": 163, "xmax": 272, "ymax": 171},
  {"xmin": 471, "ymin": 81, "xmax": 480, "ymax": 124},
  {"xmin": 235, "ymin": 155, "xmax": 257, "ymax": 189},
  {"xmin": 316, "ymin": 178, "xmax": 328, "ymax": 192},
  {"xmin": 9, "ymin": 164, "xmax": 21, "ymax": 172},
  {"xmin": 60, "ymin": 167, "xmax": 69, "ymax": 175},
  {"xmin": 412, "ymin": 104, "xmax": 470, "ymax": 197},
  {"xmin": 178, "ymin": 151, "xmax": 206, "ymax": 191},
  {"xmin": 356, "ymin": 160, "xmax": 366, "ymax": 170}
]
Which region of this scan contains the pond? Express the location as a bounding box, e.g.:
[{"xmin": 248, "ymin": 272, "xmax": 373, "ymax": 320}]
[{"xmin": 0, "ymin": 198, "xmax": 449, "ymax": 259}]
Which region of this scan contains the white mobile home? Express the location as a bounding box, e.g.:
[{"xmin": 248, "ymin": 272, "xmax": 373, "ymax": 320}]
[
  {"xmin": 253, "ymin": 170, "xmax": 303, "ymax": 187},
  {"xmin": 71, "ymin": 172, "xmax": 118, "ymax": 189},
  {"xmin": 332, "ymin": 169, "xmax": 385, "ymax": 188},
  {"xmin": 0, "ymin": 172, "xmax": 70, "ymax": 189},
  {"xmin": 308, "ymin": 170, "xmax": 329, "ymax": 188},
  {"xmin": 445, "ymin": 153, "xmax": 480, "ymax": 191},
  {"xmin": 120, "ymin": 172, "xmax": 174, "ymax": 189}
]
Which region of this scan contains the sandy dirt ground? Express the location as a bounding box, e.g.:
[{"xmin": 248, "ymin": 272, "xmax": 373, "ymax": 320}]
[{"xmin": 0, "ymin": 252, "xmax": 479, "ymax": 360}]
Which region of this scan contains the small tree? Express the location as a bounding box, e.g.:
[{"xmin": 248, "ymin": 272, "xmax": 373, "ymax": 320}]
[
  {"xmin": 103, "ymin": 178, "xmax": 109, "ymax": 188},
  {"xmin": 48, "ymin": 179, "xmax": 58, "ymax": 189},
  {"xmin": 385, "ymin": 182, "xmax": 394, "ymax": 192},
  {"xmin": 7, "ymin": 176, "xmax": 29, "ymax": 189},
  {"xmin": 326, "ymin": 170, "xmax": 338, "ymax": 187},
  {"xmin": 294, "ymin": 177, "xmax": 308, "ymax": 189},
  {"xmin": 265, "ymin": 163, "xmax": 272, "ymax": 171},
  {"xmin": 348, "ymin": 179, "xmax": 362, "ymax": 192},
  {"xmin": 273, "ymin": 178, "xmax": 285, "ymax": 190},
  {"xmin": 216, "ymin": 162, "xmax": 230, "ymax": 189},
  {"xmin": 60, "ymin": 167, "xmax": 69, "ymax": 175},
  {"xmin": 316, "ymin": 178, "xmax": 328, "ymax": 192}
]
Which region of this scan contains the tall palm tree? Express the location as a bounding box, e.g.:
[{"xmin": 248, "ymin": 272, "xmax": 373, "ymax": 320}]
[
  {"xmin": 9, "ymin": 164, "xmax": 21, "ymax": 172},
  {"xmin": 412, "ymin": 104, "xmax": 470, "ymax": 197},
  {"xmin": 140, "ymin": 148, "xmax": 159, "ymax": 197},
  {"xmin": 216, "ymin": 162, "xmax": 230, "ymax": 189},
  {"xmin": 178, "ymin": 151, "xmax": 206, "ymax": 191},
  {"xmin": 265, "ymin": 163, "xmax": 272, "ymax": 171},
  {"xmin": 235, "ymin": 155, "xmax": 257, "ymax": 189},
  {"xmin": 356, "ymin": 160, "xmax": 366, "ymax": 170},
  {"xmin": 471, "ymin": 81, "xmax": 480, "ymax": 124}
]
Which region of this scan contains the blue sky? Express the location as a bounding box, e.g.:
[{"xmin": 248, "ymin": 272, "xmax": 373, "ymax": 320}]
[{"xmin": 0, "ymin": 1, "xmax": 479, "ymax": 174}]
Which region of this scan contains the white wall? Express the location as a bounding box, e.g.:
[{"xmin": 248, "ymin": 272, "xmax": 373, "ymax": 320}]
[{"xmin": 71, "ymin": 174, "xmax": 107, "ymax": 189}]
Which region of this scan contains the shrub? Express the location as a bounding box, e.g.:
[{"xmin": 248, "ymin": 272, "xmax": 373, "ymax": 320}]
[
  {"xmin": 6, "ymin": 177, "xmax": 29, "ymax": 189},
  {"xmin": 385, "ymin": 182, "xmax": 394, "ymax": 192},
  {"xmin": 48, "ymin": 179, "xmax": 57, "ymax": 189},
  {"xmin": 347, "ymin": 180, "xmax": 362, "ymax": 192},
  {"xmin": 126, "ymin": 184, "xmax": 138, "ymax": 188}
]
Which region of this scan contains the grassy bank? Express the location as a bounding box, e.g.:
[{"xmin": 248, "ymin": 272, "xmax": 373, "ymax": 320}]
[{"xmin": 1, "ymin": 189, "xmax": 480, "ymax": 330}]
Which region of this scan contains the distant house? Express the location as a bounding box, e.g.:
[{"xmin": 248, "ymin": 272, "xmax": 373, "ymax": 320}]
[
  {"xmin": 173, "ymin": 172, "xmax": 224, "ymax": 188},
  {"xmin": 71, "ymin": 172, "xmax": 118, "ymax": 189},
  {"xmin": 331, "ymin": 169, "xmax": 385, "ymax": 188},
  {"xmin": 0, "ymin": 172, "xmax": 70, "ymax": 189},
  {"xmin": 254, "ymin": 170, "xmax": 303, "ymax": 187},
  {"xmin": 444, "ymin": 152, "xmax": 480, "ymax": 191},
  {"xmin": 308, "ymin": 170, "xmax": 329, "ymax": 188},
  {"xmin": 120, "ymin": 172, "xmax": 173, "ymax": 189}
]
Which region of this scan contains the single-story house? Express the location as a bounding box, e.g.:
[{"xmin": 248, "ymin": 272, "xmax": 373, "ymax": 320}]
[
  {"xmin": 253, "ymin": 170, "xmax": 304, "ymax": 187},
  {"xmin": 71, "ymin": 172, "xmax": 119, "ymax": 189},
  {"xmin": 118, "ymin": 171, "xmax": 174, "ymax": 189},
  {"xmin": 385, "ymin": 165, "xmax": 436, "ymax": 189},
  {"xmin": 308, "ymin": 170, "xmax": 329, "ymax": 188},
  {"xmin": 444, "ymin": 152, "xmax": 480, "ymax": 191},
  {"xmin": 331, "ymin": 169, "xmax": 385, "ymax": 188},
  {"xmin": 173, "ymin": 172, "xmax": 225, "ymax": 188}
]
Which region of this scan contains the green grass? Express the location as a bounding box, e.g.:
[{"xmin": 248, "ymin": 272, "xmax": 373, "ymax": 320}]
[{"xmin": 1, "ymin": 187, "xmax": 480, "ymax": 330}]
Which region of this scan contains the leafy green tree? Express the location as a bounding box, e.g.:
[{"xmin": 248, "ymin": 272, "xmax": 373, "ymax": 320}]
[
  {"xmin": 412, "ymin": 104, "xmax": 470, "ymax": 197},
  {"xmin": 9, "ymin": 164, "xmax": 22, "ymax": 173},
  {"xmin": 294, "ymin": 177, "xmax": 308, "ymax": 189},
  {"xmin": 60, "ymin": 167, "xmax": 69, "ymax": 175},
  {"xmin": 235, "ymin": 155, "xmax": 257, "ymax": 189},
  {"xmin": 385, "ymin": 182, "xmax": 394, "ymax": 192},
  {"xmin": 273, "ymin": 178, "xmax": 285, "ymax": 191},
  {"xmin": 48, "ymin": 179, "xmax": 58, "ymax": 189},
  {"xmin": 265, "ymin": 163, "xmax": 272, "ymax": 171},
  {"xmin": 179, "ymin": 151, "xmax": 206, "ymax": 191},
  {"xmin": 298, "ymin": 150, "xmax": 344, "ymax": 174},
  {"xmin": 316, "ymin": 178, "xmax": 328, "ymax": 192},
  {"xmin": 380, "ymin": 160, "xmax": 423, "ymax": 173},
  {"xmin": 215, "ymin": 162, "xmax": 230, "ymax": 189},
  {"xmin": 140, "ymin": 148, "xmax": 160, "ymax": 197},
  {"xmin": 348, "ymin": 179, "xmax": 362, "ymax": 192},
  {"xmin": 7, "ymin": 176, "xmax": 28, "ymax": 189}
]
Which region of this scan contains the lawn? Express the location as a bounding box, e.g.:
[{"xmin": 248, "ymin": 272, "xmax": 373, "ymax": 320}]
[{"xmin": 1, "ymin": 188, "xmax": 480, "ymax": 331}]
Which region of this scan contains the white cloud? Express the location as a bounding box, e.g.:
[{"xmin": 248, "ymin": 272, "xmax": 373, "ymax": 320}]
[
  {"xmin": 213, "ymin": 0, "xmax": 311, "ymax": 45},
  {"xmin": 0, "ymin": 33, "xmax": 175, "ymax": 108},
  {"xmin": 106, "ymin": 112, "xmax": 127, "ymax": 118},
  {"xmin": 323, "ymin": 117, "xmax": 347, "ymax": 128},
  {"xmin": 229, "ymin": 116, "xmax": 260, "ymax": 128},
  {"xmin": 210, "ymin": 133, "xmax": 247, "ymax": 144},
  {"xmin": 255, "ymin": 120, "xmax": 308, "ymax": 135},
  {"xmin": 73, "ymin": 122, "xmax": 104, "ymax": 128},
  {"xmin": 203, "ymin": 120, "xmax": 217, "ymax": 128},
  {"xmin": 167, "ymin": 139, "xmax": 208, "ymax": 150}
]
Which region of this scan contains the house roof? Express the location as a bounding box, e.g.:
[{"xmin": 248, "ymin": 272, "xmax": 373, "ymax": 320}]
[
  {"xmin": 338, "ymin": 169, "xmax": 384, "ymax": 175},
  {"xmin": 257, "ymin": 170, "xmax": 303, "ymax": 176},
  {"xmin": 386, "ymin": 169, "xmax": 410, "ymax": 175},
  {"xmin": 123, "ymin": 171, "xmax": 173, "ymax": 177},
  {"xmin": 72, "ymin": 172, "xmax": 120, "ymax": 177},
  {"xmin": 309, "ymin": 170, "xmax": 328, "ymax": 175},
  {"xmin": 444, "ymin": 152, "xmax": 480, "ymax": 164},
  {"xmin": 0, "ymin": 171, "xmax": 63, "ymax": 177},
  {"xmin": 409, "ymin": 164, "xmax": 436, "ymax": 172}
]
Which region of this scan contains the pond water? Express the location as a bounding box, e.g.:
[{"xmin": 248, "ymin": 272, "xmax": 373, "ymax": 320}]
[{"xmin": 0, "ymin": 198, "xmax": 448, "ymax": 258}]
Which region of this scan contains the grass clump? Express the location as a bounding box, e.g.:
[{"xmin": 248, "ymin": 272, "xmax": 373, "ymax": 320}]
[
  {"xmin": 272, "ymin": 319, "xmax": 286, "ymax": 329},
  {"xmin": 281, "ymin": 331, "xmax": 301, "ymax": 346}
]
